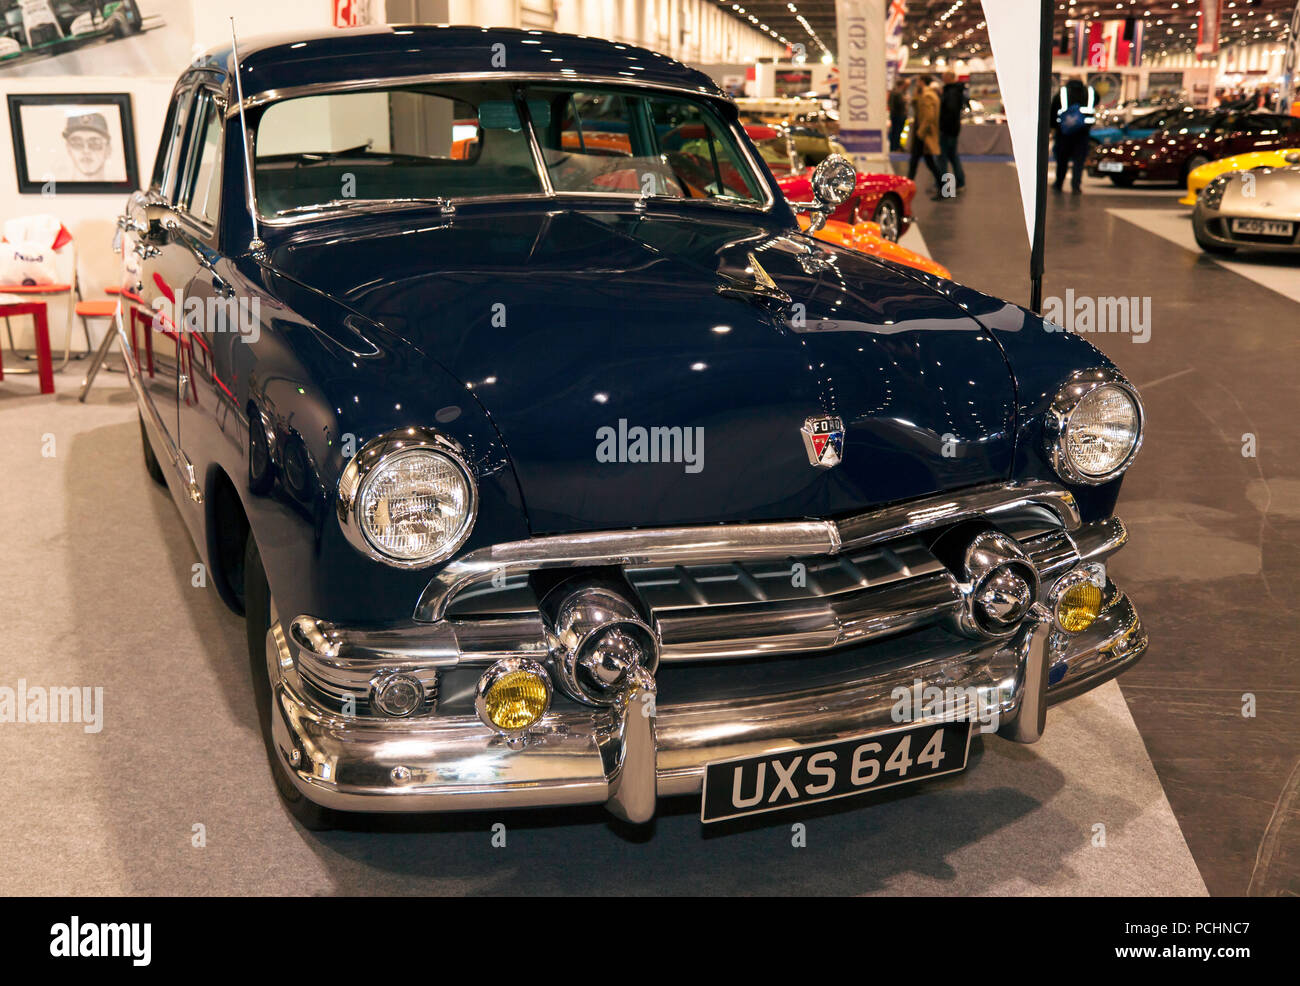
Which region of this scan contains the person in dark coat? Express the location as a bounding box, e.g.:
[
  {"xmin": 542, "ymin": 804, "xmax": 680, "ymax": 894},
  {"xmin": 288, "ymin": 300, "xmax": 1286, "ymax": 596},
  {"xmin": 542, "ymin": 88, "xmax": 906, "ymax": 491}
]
[
  {"xmin": 938, "ymin": 69, "xmax": 967, "ymax": 194},
  {"xmin": 889, "ymin": 78, "xmax": 908, "ymax": 152},
  {"xmin": 1052, "ymin": 77, "xmax": 1096, "ymax": 192}
]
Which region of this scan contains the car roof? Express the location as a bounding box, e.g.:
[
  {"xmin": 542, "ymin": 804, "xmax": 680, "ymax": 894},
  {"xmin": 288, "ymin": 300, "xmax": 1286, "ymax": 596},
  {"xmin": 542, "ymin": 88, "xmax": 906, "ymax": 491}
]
[{"xmin": 197, "ymin": 24, "xmax": 725, "ymax": 103}]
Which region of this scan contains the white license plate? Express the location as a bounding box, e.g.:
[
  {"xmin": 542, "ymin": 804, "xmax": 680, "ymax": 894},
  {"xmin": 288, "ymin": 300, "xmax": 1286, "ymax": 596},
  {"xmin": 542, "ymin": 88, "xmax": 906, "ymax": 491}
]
[
  {"xmin": 1230, "ymin": 218, "xmax": 1294, "ymax": 237},
  {"xmin": 1097, "ymin": 161, "xmax": 1125, "ymax": 173}
]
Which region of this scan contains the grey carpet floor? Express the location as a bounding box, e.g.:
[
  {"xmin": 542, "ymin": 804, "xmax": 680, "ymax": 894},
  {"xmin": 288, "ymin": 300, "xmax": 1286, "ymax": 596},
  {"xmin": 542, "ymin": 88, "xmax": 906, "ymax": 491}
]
[{"xmin": 0, "ymin": 370, "xmax": 1207, "ymax": 895}]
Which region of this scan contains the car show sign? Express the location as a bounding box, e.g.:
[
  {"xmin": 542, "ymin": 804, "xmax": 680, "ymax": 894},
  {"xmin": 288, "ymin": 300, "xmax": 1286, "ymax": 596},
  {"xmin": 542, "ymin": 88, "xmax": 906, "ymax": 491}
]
[
  {"xmin": 835, "ymin": 0, "xmax": 887, "ymax": 162},
  {"xmin": 333, "ymin": 0, "xmax": 376, "ymax": 28}
]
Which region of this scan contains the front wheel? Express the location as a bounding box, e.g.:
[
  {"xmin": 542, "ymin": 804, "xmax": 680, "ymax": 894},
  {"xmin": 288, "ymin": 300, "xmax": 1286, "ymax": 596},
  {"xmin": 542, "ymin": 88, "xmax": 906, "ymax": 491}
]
[
  {"xmin": 871, "ymin": 195, "xmax": 903, "ymax": 241},
  {"xmin": 244, "ymin": 534, "xmax": 337, "ymax": 831}
]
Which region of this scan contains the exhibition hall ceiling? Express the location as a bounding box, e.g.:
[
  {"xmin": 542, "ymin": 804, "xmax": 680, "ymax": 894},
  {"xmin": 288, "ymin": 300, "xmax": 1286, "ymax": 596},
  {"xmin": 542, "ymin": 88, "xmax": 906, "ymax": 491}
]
[{"xmin": 714, "ymin": 0, "xmax": 1296, "ymax": 64}]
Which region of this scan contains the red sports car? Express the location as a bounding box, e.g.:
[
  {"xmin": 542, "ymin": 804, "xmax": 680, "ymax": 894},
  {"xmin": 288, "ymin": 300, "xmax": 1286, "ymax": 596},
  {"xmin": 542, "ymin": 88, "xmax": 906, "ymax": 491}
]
[
  {"xmin": 744, "ymin": 125, "xmax": 915, "ymax": 240},
  {"xmin": 1089, "ymin": 110, "xmax": 1300, "ymax": 186}
]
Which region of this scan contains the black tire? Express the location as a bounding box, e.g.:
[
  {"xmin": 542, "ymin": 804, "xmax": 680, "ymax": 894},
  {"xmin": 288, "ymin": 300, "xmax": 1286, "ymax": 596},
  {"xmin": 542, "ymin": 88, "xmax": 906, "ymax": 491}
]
[
  {"xmin": 1182, "ymin": 155, "xmax": 1210, "ymax": 183},
  {"xmin": 244, "ymin": 534, "xmax": 337, "ymax": 831},
  {"xmin": 871, "ymin": 195, "xmax": 903, "ymax": 242},
  {"xmin": 139, "ymin": 413, "xmax": 166, "ymax": 486},
  {"xmin": 1108, "ymin": 174, "xmax": 1136, "ymax": 188}
]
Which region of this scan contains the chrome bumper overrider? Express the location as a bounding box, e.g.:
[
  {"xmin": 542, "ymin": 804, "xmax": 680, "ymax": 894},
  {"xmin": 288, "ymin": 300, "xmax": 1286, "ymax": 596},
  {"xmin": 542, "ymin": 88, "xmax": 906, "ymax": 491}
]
[{"xmin": 266, "ymin": 485, "xmax": 1148, "ymax": 821}]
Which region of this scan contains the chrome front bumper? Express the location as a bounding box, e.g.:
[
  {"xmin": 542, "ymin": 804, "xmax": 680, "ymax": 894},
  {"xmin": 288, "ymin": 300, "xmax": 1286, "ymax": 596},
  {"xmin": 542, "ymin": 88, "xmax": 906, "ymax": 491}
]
[{"xmin": 267, "ymin": 577, "xmax": 1147, "ymax": 821}]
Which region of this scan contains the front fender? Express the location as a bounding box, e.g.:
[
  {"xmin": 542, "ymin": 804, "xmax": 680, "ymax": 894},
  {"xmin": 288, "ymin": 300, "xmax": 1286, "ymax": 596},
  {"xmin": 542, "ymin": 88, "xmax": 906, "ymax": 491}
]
[{"xmin": 228, "ymin": 260, "xmax": 530, "ymax": 627}]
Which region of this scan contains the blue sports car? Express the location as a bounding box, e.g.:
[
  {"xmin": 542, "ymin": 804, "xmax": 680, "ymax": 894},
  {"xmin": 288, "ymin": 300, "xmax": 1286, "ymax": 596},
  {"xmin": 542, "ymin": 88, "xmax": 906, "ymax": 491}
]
[{"xmin": 1091, "ymin": 105, "xmax": 1212, "ymax": 146}]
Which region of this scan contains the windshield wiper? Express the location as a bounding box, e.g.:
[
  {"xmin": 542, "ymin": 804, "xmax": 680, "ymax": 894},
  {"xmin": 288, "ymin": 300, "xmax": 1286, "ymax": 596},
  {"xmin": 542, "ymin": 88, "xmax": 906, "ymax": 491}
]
[
  {"xmin": 293, "ymin": 142, "xmax": 381, "ymax": 167},
  {"xmin": 272, "ymin": 197, "xmax": 456, "ymax": 218}
]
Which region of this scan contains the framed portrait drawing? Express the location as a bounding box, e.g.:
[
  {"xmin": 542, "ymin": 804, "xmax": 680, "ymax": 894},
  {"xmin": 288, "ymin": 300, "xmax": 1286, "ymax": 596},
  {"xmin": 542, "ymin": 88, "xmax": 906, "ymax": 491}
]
[{"xmin": 7, "ymin": 93, "xmax": 139, "ymax": 195}]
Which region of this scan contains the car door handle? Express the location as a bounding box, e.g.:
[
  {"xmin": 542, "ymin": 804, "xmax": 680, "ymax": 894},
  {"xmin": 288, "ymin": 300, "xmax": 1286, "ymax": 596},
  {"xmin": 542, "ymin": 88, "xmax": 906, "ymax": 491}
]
[{"xmin": 133, "ymin": 241, "xmax": 161, "ymax": 259}]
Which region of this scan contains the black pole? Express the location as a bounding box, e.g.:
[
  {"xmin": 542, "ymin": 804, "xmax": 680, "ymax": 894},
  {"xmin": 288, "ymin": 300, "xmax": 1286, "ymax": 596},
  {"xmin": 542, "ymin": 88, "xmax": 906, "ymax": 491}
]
[{"xmin": 1030, "ymin": 0, "xmax": 1054, "ymax": 313}]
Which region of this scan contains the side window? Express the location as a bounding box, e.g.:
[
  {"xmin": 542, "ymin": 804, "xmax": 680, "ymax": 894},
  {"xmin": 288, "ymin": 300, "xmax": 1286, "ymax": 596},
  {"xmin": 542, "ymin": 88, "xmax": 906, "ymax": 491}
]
[
  {"xmin": 179, "ymin": 92, "xmax": 224, "ymax": 225},
  {"xmin": 656, "ymin": 99, "xmax": 760, "ymax": 200},
  {"xmin": 159, "ymin": 86, "xmax": 197, "ymax": 204}
]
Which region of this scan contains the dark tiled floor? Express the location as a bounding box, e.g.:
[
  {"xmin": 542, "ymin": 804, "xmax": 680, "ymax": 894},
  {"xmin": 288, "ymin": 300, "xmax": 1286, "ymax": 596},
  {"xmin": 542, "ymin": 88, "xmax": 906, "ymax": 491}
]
[{"xmin": 909, "ymin": 162, "xmax": 1300, "ymax": 896}]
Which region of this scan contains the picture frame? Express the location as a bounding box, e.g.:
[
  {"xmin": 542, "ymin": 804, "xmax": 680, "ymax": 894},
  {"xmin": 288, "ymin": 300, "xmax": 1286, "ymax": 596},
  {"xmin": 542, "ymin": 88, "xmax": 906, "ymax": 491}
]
[{"xmin": 6, "ymin": 92, "xmax": 139, "ymax": 195}]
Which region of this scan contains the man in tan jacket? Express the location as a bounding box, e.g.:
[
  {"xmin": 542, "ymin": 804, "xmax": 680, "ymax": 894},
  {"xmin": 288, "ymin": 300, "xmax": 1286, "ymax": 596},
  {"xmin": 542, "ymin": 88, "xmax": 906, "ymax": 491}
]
[{"xmin": 907, "ymin": 75, "xmax": 944, "ymax": 198}]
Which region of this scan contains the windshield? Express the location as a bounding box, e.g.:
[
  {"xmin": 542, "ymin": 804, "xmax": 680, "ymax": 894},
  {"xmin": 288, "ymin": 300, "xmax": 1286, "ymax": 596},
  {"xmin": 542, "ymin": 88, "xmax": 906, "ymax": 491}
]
[
  {"xmin": 253, "ymin": 81, "xmax": 765, "ymax": 216},
  {"xmin": 523, "ymin": 85, "xmax": 764, "ymax": 203},
  {"xmin": 753, "ymin": 137, "xmax": 797, "ymax": 175}
]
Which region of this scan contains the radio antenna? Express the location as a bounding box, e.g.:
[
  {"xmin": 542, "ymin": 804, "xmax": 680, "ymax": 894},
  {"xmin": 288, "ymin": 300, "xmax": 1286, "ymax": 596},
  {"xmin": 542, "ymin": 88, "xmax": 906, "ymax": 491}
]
[{"xmin": 229, "ymin": 18, "xmax": 264, "ymax": 255}]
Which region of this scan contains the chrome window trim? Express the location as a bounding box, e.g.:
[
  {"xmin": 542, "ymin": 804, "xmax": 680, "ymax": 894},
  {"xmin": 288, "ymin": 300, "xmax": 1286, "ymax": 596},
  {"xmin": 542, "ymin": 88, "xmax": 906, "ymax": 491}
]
[
  {"xmin": 1043, "ymin": 367, "xmax": 1145, "ymax": 486},
  {"xmin": 160, "ymin": 84, "xmax": 199, "ymax": 206},
  {"xmin": 229, "ymin": 71, "xmax": 775, "ymax": 227},
  {"xmin": 337, "ymin": 426, "xmax": 479, "ymax": 570},
  {"xmin": 415, "ymin": 480, "xmax": 1081, "ymax": 621}
]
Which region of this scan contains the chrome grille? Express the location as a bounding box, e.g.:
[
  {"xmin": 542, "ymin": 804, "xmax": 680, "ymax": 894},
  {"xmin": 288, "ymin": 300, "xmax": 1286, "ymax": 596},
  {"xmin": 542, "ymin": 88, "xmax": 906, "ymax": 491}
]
[{"xmin": 625, "ymin": 536, "xmax": 944, "ymax": 611}]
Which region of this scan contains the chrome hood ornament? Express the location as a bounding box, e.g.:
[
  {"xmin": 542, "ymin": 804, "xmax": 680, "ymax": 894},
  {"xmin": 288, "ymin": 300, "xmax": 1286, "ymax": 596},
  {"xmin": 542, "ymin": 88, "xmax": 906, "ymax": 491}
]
[{"xmin": 801, "ymin": 415, "xmax": 845, "ymax": 468}]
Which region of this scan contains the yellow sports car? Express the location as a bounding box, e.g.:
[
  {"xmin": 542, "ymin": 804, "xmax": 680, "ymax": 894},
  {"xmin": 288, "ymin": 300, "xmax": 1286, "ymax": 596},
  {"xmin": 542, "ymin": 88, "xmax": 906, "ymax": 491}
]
[{"xmin": 1181, "ymin": 148, "xmax": 1300, "ymax": 205}]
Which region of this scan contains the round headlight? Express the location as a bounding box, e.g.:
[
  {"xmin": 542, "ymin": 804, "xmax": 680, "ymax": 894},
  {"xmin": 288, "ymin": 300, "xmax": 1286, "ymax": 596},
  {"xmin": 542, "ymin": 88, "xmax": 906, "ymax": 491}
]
[
  {"xmin": 338, "ymin": 429, "xmax": 477, "ymax": 567},
  {"xmin": 1045, "ymin": 372, "xmax": 1143, "ymax": 485}
]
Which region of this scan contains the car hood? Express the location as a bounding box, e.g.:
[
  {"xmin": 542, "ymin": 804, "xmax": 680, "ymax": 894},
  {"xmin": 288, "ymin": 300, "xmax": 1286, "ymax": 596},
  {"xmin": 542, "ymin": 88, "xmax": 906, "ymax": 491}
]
[
  {"xmin": 1219, "ymin": 167, "xmax": 1300, "ymax": 216},
  {"xmin": 265, "ymin": 207, "xmax": 1016, "ymax": 534}
]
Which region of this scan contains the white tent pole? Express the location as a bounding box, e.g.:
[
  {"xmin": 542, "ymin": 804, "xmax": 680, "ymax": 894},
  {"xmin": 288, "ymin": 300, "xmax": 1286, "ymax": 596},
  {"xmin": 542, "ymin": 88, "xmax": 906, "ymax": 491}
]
[{"xmin": 1030, "ymin": 0, "xmax": 1053, "ymax": 314}]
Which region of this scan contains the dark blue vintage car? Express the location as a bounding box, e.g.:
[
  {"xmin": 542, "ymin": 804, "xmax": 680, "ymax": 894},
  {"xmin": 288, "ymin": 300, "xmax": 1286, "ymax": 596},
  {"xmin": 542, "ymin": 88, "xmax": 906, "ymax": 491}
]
[{"xmin": 118, "ymin": 25, "xmax": 1147, "ymax": 828}]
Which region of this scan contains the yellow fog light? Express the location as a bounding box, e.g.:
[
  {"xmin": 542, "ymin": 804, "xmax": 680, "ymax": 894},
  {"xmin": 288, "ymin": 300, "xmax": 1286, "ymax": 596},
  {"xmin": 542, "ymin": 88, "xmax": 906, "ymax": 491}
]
[
  {"xmin": 1052, "ymin": 574, "xmax": 1103, "ymax": 633},
  {"xmin": 475, "ymin": 659, "xmax": 552, "ymax": 736}
]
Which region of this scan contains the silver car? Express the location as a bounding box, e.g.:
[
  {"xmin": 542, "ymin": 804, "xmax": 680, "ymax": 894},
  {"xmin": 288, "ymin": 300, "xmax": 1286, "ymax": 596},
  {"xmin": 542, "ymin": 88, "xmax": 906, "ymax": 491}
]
[{"xmin": 1193, "ymin": 151, "xmax": 1300, "ymax": 255}]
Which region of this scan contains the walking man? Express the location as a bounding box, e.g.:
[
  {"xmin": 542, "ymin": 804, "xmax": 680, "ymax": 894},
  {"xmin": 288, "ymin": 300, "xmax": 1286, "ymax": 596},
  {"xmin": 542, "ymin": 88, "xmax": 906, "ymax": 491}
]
[
  {"xmin": 907, "ymin": 75, "xmax": 944, "ymax": 197},
  {"xmin": 889, "ymin": 77, "xmax": 907, "ymax": 152},
  {"xmin": 939, "ymin": 70, "xmax": 967, "ymax": 195}
]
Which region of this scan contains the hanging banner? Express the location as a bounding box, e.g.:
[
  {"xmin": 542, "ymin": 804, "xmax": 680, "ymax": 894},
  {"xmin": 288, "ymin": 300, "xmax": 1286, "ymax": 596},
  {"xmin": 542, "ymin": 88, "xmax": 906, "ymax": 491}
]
[
  {"xmin": 836, "ymin": 0, "xmax": 888, "ymax": 162},
  {"xmin": 885, "ymin": 0, "xmax": 908, "ymax": 90},
  {"xmin": 1281, "ymin": 0, "xmax": 1300, "ymax": 114},
  {"xmin": 1087, "ymin": 22, "xmax": 1111, "ymax": 70},
  {"xmin": 1196, "ymin": 0, "xmax": 1223, "ymax": 58},
  {"xmin": 983, "ymin": 0, "xmax": 1049, "ymax": 248}
]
